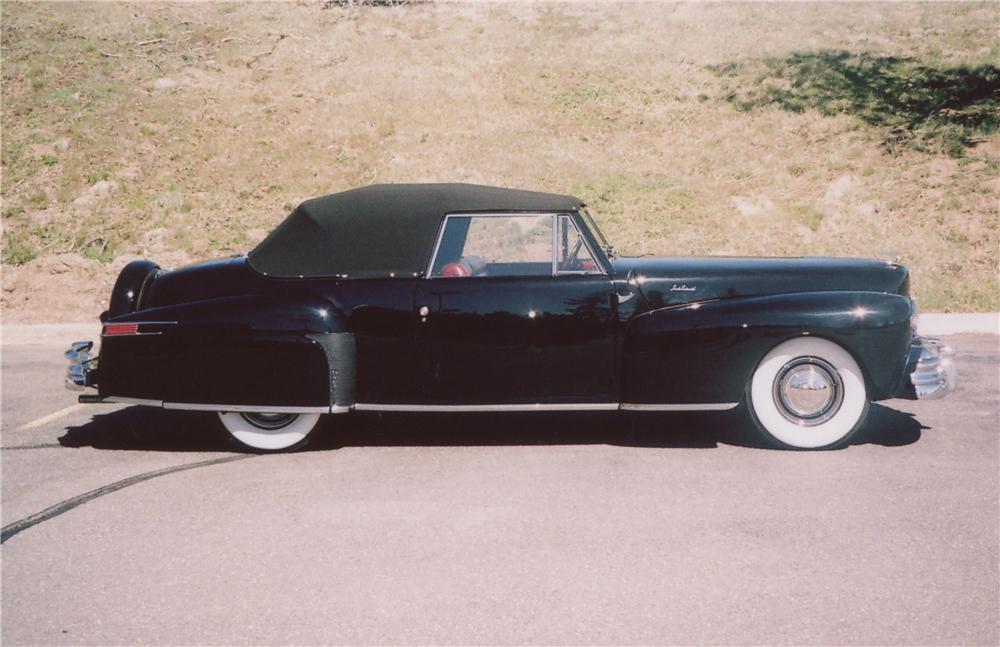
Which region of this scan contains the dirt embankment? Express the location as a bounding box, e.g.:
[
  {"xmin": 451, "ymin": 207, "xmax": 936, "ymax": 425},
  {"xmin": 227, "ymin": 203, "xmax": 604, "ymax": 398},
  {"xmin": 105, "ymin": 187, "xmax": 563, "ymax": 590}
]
[{"xmin": 2, "ymin": 2, "xmax": 997, "ymax": 321}]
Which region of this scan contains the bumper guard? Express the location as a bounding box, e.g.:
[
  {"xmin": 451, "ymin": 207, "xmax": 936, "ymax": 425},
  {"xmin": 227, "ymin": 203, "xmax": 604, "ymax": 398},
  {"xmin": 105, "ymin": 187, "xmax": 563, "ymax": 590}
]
[
  {"xmin": 65, "ymin": 340, "xmax": 98, "ymax": 391},
  {"xmin": 910, "ymin": 336, "xmax": 956, "ymax": 400}
]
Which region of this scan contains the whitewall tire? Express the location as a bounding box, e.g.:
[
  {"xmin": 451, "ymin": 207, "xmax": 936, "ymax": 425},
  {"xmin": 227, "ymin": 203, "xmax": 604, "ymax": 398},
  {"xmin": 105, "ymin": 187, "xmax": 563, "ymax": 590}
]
[
  {"xmin": 747, "ymin": 337, "xmax": 869, "ymax": 449},
  {"xmin": 217, "ymin": 412, "xmax": 321, "ymax": 452}
]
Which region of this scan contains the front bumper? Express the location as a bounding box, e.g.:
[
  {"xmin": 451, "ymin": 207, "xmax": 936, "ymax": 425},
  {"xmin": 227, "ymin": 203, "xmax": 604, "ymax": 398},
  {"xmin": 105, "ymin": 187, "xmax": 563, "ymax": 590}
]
[
  {"xmin": 908, "ymin": 336, "xmax": 957, "ymax": 400},
  {"xmin": 65, "ymin": 340, "xmax": 98, "ymax": 391}
]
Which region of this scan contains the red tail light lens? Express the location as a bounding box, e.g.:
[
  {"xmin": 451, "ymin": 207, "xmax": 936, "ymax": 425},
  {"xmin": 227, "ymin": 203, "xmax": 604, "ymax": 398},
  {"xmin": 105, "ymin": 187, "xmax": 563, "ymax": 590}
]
[{"xmin": 103, "ymin": 323, "xmax": 140, "ymax": 336}]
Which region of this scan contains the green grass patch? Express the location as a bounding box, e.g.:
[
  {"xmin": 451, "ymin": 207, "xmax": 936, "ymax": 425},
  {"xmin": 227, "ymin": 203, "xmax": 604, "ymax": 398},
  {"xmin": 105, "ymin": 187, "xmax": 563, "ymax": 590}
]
[
  {"xmin": 75, "ymin": 235, "xmax": 116, "ymax": 263},
  {"xmin": 715, "ymin": 50, "xmax": 1000, "ymax": 156},
  {"xmin": 2, "ymin": 232, "xmax": 38, "ymax": 265},
  {"xmin": 25, "ymin": 189, "xmax": 48, "ymax": 208},
  {"xmin": 30, "ymin": 224, "xmax": 72, "ymax": 252},
  {"xmin": 792, "ymin": 205, "xmax": 826, "ymax": 231},
  {"xmin": 570, "ymin": 173, "xmax": 709, "ymax": 255}
]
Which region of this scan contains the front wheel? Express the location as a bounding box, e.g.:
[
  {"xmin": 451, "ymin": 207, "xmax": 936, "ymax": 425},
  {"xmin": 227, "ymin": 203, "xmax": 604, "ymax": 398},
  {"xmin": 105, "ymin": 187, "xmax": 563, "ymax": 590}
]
[
  {"xmin": 747, "ymin": 337, "xmax": 869, "ymax": 449},
  {"xmin": 217, "ymin": 411, "xmax": 321, "ymax": 453}
]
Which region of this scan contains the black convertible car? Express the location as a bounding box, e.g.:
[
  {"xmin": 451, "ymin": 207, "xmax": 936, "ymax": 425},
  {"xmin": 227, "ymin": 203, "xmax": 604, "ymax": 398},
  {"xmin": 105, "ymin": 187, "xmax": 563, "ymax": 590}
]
[{"xmin": 66, "ymin": 183, "xmax": 955, "ymax": 451}]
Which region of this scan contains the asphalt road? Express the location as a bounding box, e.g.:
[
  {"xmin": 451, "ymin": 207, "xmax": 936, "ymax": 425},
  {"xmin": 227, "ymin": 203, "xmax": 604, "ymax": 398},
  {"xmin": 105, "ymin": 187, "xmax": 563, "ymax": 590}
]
[{"xmin": 2, "ymin": 335, "xmax": 997, "ymax": 645}]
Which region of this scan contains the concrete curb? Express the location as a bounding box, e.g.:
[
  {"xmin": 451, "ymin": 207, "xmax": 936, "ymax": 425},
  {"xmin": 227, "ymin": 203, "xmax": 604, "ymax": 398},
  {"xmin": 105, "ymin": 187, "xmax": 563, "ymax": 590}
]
[
  {"xmin": 2, "ymin": 314, "xmax": 997, "ymax": 346},
  {"xmin": 2, "ymin": 323, "xmax": 102, "ymax": 346},
  {"xmin": 917, "ymin": 313, "xmax": 999, "ymax": 336}
]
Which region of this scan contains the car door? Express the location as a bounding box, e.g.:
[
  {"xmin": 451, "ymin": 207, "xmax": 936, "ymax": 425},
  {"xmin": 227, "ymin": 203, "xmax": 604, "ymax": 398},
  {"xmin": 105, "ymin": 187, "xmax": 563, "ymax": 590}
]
[{"xmin": 415, "ymin": 212, "xmax": 617, "ymax": 406}]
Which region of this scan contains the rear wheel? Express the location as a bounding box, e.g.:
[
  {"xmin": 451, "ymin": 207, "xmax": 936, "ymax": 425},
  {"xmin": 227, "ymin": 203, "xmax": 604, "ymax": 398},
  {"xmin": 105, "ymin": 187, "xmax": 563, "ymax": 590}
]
[
  {"xmin": 217, "ymin": 411, "xmax": 320, "ymax": 453},
  {"xmin": 747, "ymin": 337, "xmax": 869, "ymax": 449}
]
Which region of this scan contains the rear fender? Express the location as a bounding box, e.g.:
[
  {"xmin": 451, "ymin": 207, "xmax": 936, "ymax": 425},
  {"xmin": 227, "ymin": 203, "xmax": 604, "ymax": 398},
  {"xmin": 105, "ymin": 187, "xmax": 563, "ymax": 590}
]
[
  {"xmin": 106, "ymin": 259, "xmax": 159, "ymax": 320},
  {"xmin": 99, "ymin": 294, "xmax": 354, "ymax": 408},
  {"xmin": 107, "ymin": 293, "xmax": 348, "ymax": 333},
  {"xmin": 622, "ymin": 291, "xmax": 914, "ymax": 405}
]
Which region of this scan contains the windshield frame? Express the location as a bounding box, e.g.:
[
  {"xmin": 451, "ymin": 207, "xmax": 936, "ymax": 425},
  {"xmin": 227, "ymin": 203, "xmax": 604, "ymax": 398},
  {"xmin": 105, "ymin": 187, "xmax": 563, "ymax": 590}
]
[{"xmin": 580, "ymin": 208, "xmax": 615, "ymax": 259}]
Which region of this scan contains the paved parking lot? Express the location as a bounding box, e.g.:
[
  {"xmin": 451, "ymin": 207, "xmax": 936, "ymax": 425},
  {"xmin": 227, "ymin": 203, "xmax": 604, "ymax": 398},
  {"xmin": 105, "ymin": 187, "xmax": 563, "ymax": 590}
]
[{"xmin": 2, "ymin": 335, "xmax": 997, "ymax": 645}]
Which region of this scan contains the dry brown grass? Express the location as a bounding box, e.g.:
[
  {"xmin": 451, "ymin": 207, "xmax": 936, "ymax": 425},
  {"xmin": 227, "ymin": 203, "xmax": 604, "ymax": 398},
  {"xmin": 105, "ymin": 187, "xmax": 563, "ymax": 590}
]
[{"xmin": 2, "ymin": 1, "xmax": 997, "ymax": 321}]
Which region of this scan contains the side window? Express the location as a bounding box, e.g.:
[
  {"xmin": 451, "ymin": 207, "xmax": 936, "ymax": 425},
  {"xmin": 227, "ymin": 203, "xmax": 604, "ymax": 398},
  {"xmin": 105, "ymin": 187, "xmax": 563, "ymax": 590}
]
[
  {"xmin": 556, "ymin": 214, "xmax": 601, "ymax": 274},
  {"xmin": 431, "ymin": 214, "xmax": 554, "ymax": 278}
]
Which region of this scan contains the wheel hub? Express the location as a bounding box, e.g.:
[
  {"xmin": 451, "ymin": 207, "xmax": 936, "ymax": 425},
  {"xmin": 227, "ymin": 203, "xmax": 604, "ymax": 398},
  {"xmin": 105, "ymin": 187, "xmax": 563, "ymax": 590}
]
[
  {"xmin": 772, "ymin": 357, "xmax": 844, "ymax": 426},
  {"xmin": 240, "ymin": 412, "xmax": 298, "ymax": 430}
]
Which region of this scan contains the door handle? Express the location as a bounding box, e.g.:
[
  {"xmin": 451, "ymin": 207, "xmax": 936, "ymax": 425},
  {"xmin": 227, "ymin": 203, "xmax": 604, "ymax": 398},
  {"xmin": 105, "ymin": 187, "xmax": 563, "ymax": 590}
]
[{"xmin": 418, "ymin": 305, "xmax": 429, "ymax": 322}]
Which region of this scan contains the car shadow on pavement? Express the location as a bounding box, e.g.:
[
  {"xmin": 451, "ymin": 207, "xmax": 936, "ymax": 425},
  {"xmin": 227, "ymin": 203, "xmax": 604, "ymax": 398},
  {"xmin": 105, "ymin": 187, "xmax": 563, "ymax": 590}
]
[
  {"xmin": 849, "ymin": 404, "xmax": 927, "ymax": 447},
  {"xmin": 58, "ymin": 403, "xmax": 925, "ymax": 453},
  {"xmin": 60, "ymin": 408, "xmax": 232, "ymax": 453}
]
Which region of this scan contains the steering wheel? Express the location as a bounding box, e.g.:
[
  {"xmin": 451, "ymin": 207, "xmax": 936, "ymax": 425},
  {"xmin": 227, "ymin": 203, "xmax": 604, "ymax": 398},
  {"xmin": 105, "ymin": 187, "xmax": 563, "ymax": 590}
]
[{"xmin": 563, "ymin": 238, "xmax": 584, "ymax": 270}]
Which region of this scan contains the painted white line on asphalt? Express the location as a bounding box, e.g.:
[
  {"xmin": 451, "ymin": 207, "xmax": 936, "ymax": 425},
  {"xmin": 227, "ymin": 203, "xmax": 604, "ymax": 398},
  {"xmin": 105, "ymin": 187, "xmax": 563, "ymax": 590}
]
[{"xmin": 16, "ymin": 403, "xmax": 87, "ymax": 431}]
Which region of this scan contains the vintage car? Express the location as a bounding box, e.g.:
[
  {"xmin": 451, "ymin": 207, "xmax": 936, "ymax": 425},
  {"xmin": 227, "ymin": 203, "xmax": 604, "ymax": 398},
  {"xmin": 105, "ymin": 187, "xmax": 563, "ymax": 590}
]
[{"xmin": 66, "ymin": 183, "xmax": 955, "ymax": 452}]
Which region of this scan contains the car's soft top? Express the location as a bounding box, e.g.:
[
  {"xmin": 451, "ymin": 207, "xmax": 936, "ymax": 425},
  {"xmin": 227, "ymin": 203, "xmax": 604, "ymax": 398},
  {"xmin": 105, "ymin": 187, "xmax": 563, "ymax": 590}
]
[{"xmin": 247, "ymin": 183, "xmax": 584, "ymax": 279}]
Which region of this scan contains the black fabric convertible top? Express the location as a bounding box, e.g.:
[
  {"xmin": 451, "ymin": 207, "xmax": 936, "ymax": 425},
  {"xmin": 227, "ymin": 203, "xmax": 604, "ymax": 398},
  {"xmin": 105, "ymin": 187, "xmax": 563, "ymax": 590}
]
[{"xmin": 247, "ymin": 183, "xmax": 584, "ymax": 279}]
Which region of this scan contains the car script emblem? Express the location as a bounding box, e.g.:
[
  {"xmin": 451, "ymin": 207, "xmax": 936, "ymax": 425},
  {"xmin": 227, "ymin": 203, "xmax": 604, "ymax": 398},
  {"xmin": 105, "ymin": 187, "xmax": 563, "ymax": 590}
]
[{"xmin": 671, "ymin": 284, "xmax": 697, "ymax": 292}]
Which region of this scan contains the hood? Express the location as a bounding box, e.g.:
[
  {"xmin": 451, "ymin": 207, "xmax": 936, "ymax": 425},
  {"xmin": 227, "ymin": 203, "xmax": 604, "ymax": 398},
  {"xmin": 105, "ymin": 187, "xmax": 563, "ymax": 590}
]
[{"xmin": 611, "ymin": 256, "xmax": 910, "ymax": 309}]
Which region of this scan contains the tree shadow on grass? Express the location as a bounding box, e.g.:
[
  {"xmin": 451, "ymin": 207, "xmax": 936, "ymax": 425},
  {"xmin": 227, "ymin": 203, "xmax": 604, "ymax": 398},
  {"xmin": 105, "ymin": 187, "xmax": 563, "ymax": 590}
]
[
  {"xmin": 715, "ymin": 50, "xmax": 1000, "ymax": 156},
  {"xmin": 57, "ymin": 402, "xmax": 924, "ymax": 453}
]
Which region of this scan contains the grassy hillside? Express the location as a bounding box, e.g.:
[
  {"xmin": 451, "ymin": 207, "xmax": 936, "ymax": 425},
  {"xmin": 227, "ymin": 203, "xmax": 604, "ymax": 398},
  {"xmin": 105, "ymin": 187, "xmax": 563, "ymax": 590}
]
[{"xmin": 2, "ymin": 1, "xmax": 997, "ymax": 321}]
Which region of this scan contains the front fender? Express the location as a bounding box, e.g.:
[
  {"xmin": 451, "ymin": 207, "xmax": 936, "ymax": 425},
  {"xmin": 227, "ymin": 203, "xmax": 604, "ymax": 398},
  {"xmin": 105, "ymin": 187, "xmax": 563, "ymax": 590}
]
[{"xmin": 622, "ymin": 291, "xmax": 914, "ymax": 405}]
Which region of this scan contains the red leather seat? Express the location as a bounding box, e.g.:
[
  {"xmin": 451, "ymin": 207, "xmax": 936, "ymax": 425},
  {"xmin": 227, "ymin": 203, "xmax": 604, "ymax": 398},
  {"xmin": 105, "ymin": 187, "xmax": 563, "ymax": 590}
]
[{"xmin": 440, "ymin": 262, "xmax": 471, "ymax": 277}]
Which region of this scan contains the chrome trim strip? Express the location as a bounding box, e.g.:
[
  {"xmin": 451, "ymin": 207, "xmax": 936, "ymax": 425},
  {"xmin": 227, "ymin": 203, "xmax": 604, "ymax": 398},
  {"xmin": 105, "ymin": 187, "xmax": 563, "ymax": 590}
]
[
  {"xmin": 356, "ymin": 402, "xmax": 737, "ymax": 412},
  {"xmin": 551, "ymin": 212, "xmax": 558, "ymax": 276},
  {"xmin": 424, "ymin": 212, "xmax": 451, "ymax": 278},
  {"xmin": 619, "ymin": 402, "xmax": 739, "ymax": 411},
  {"xmin": 354, "ymin": 402, "xmax": 620, "ymax": 412},
  {"xmin": 579, "ymin": 209, "xmax": 613, "ymax": 273},
  {"xmin": 162, "ymin": 403, "xmax": 348, "ymax": 414},
  {"xmin": 102, "ymin": 399, "xmax": 738, "ymax": 414},
  {"xmin": 100, "ymin": 332, "xmax": 162, "ymax": 337},
  {"xmin": 102, "ymin": 397, "xmax": 348, "ymax": 414},
  {"xmin": 105, "ymin": 396, "xmax": 163, "ymax": 407}
]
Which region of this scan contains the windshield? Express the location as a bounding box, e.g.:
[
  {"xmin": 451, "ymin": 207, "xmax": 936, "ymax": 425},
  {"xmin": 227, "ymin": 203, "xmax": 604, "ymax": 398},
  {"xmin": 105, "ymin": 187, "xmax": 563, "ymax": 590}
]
[{"xmin": 581, "ymin": 209, "xmax": 615, "ymax": 258}]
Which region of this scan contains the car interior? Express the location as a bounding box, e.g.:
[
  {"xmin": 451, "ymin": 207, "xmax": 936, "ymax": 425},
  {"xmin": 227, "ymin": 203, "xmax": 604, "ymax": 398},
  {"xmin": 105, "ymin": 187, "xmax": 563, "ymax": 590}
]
[{"xmin": 431, "ymin": 214, "xmax": 600, "ymax": 278}]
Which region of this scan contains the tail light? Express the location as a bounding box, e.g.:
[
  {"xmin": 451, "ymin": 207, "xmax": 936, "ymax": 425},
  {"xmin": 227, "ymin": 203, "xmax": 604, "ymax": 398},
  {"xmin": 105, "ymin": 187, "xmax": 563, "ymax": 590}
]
[{"xmin": 102, "ymin": 323, "xmax": 140, "ymax": 336}]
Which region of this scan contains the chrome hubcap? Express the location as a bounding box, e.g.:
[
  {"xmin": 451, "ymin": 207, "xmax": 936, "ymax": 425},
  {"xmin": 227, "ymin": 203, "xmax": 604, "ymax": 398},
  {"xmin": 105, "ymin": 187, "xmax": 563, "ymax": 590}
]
[
  {"xmin": 772, "ymin": 357, "xmax": 843, "ymax": 426},
  {"xmin": 240, "ymin": 412, "xmax": 298, "ymax": 430}
]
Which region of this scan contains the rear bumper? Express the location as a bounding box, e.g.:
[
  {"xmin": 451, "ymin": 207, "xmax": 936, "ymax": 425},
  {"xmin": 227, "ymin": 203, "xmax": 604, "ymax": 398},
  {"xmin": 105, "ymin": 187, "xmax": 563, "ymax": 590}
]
[
  {"xmin": 64, "ymin": 340, "xmax": 98, "ymax": 391},
  {"xmin": 900, "ymin": 336, "xmax": 957, "ymax": 400}
]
